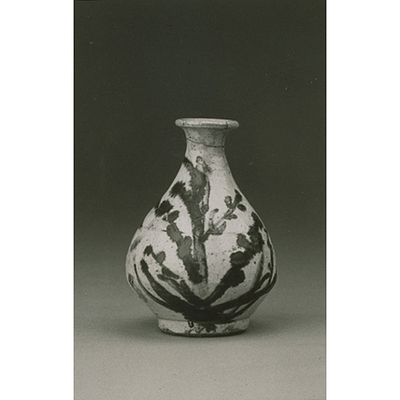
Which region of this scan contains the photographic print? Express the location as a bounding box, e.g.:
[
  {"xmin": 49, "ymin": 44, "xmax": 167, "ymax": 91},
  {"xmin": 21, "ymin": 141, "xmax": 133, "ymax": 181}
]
[{"xmin": 74, "ymin": 1, "xmax": 326, "ymax": 398}]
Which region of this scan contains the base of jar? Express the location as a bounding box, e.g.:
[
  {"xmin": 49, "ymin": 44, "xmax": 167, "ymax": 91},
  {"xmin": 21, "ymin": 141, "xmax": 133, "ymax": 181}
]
[{"xmin": 157, "ymin": 318, "xmax": 250, "ymax": 337}]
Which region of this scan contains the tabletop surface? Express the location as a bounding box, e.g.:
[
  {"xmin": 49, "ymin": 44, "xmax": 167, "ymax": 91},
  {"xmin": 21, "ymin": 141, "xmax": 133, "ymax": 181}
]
[{"xmin": 74, "ymin": 235, "xmax": 325, "ymax": 400}]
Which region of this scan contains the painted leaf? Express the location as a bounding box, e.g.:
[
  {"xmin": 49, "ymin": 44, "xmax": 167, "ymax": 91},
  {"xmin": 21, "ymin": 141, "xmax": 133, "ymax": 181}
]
[{"xmin": 155, "ymin": 251, "xmax": 166, "ymax": 264}]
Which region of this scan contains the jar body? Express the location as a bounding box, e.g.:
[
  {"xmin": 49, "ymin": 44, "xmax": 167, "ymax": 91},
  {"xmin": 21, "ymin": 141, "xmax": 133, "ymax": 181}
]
[{"xmin": 125, "ymin": 119, "xmax": 277, "ymax": 336}]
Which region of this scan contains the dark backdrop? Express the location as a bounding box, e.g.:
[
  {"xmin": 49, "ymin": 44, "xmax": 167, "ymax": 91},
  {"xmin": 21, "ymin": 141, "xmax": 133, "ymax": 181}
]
[{"xmin": 75, "ymin": 0, "xmax": 325, "ymax": 263}]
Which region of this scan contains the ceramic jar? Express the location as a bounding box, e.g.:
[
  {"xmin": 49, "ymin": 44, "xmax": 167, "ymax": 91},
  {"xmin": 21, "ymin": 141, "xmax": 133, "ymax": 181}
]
[{"xmin": 126, "ymin": 118, "xmax": 277, "ymax": 336}]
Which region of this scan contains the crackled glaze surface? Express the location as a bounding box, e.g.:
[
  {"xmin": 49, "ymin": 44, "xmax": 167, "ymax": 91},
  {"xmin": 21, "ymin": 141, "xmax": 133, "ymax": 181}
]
[{"xmin": 125, "ymin": 118, "xmax": 277, "ymax": 336}]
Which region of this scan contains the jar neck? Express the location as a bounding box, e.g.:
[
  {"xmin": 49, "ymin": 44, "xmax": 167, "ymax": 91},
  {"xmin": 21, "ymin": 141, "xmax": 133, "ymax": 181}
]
[
  {"xmin": 176, "ymin": 118, "xmax": 239, "ymax": 172},
  {"xmin": 184, "ymin": 137, "xmax": 230, "ymax": 171},
  {"xmin": 184, "ymin": 127, "xmax": 228, "ymax": 147}
]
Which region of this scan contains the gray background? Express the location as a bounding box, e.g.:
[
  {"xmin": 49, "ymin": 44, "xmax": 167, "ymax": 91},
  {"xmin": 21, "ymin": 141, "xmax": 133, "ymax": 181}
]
[{"xmin": 75, "ymin": 1, "xmax": 325, "ymax": 399}]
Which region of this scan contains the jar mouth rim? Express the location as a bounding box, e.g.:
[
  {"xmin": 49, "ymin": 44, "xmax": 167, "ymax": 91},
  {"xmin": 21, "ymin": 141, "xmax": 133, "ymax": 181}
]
[{"xmin": 175, "ymin": 118, "xmax": 239, "ymax": 130}]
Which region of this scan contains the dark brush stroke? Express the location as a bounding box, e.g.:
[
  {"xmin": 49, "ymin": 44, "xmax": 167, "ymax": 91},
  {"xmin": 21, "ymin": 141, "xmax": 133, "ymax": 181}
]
[
  {"xmin": 168, "ymin": 157, "xmax": 211, "ymax": 282},
  {"xmin": 129, "ymin": 236, "xmax": 141, "ymax": 252},
  {"xmin": 138, "ymin": 259, "xmax": 221, "ymax": 322},
  {"xmin": 132, "ymin": 264, "xmax": 171, "ymax": 309},
  {"xmin": 181, "ymin": 157, "xmax": 210, "ymax": 281},
  {"xmin": 200, "ymin": 190, "xmax": 243, "ymax": 242},
  {"xmin": 165, "ymin": 219, "xmax": 203, "ymax": 284},
  {"xmin": 134, "ymin": 257, "xmax": 276, "ymax": 323},
  {"xmin": 237, "ymin": 203, "xmax": 246, "ymax": 212},
  {"xmin": 229, "ymin": 275, "xmax": 277, "ymax": 319},
  {"xmin": 234, "ymin": 189, "xmax": 243, "ymax": 204},
  {"xmin": 204, "ymin": 212, "xmax": 265, "ymax": 304},
  {"xmin": 144, "ymin": 244, "xmax": 205, "ymax": 306},
  {"xmin": 266, "ymin": 232, "xmax": 276, "ymax": 270},
  {"xmin": 157, "ymin": 274, "xmax": 205, "ymax": 307},
  {"xmin": 154, "ymin": 199, "xmax": 173, "ymax": 217},
  {"xmin": 144, "ymin": 244, "xmax": 180, "ymax": 280},
  {"xmin": 212, "ymin": 271, "xmax": 276, "ymax": 313},
  {"xmin": 127, "ymin": 272, "xmax": 148, "ymax": 303},
  {"xmin": 140, "ymin": 259, "xmax": 197, "ymax": 312}
]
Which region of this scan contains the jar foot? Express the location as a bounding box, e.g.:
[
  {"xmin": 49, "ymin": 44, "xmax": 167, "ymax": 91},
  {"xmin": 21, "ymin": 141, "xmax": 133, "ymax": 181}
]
[{"xmin": 157, "ymin": 318, "xmax": 250, "ymax": 337}]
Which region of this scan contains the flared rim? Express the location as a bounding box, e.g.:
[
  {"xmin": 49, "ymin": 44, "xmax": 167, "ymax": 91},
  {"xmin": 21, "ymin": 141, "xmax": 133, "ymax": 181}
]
[{"xmin": 175, "ymin": 118, "xmax": 239, "ymax": 130}]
